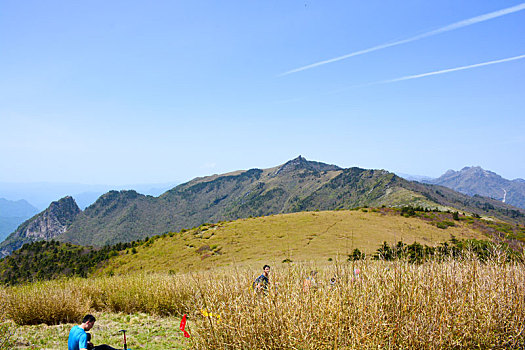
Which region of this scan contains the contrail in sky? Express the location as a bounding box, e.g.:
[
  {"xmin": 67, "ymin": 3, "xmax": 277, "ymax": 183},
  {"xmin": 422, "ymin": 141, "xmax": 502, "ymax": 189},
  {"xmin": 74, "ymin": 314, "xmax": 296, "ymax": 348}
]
[
  {"xmin": 319, "ymin": 54, "xmax": 525, "ymax": 95},
  {"xmin": 376, "ymin": 54, "xmax": 525, "ymax": 84},
  {"xmin": 276, "ymin": 54, "xmax": 525, "ymax": 103},
  {"xmin": 279, "ymin": 3, "xmax": 525, "ymax": 76}
]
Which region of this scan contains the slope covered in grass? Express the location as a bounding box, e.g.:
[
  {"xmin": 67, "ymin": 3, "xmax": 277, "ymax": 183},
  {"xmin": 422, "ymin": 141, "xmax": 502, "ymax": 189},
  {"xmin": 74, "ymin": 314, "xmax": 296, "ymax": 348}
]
[{"xmin": 100, "ymin": 208, "xmax": 489, "ymax": 276}]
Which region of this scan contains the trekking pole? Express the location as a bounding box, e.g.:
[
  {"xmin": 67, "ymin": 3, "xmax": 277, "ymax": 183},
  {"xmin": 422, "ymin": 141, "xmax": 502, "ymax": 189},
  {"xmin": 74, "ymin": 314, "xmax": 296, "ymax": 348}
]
[{"xmin": 119, "ymin": 329, "xmax": 127, "ymax": 350}]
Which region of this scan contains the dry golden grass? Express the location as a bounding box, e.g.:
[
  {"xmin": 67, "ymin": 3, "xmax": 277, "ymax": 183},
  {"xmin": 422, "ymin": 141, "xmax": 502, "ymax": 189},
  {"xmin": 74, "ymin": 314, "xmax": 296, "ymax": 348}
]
[
  {"xmin": 2, "ymin": 256, "xmax": 524, "ymax": 349},
  {"xmin": 5, "ymin": 279, "xmax": 90, "ymax": 326},
  {"xmin": 188, "ymin": 258, "xmax": 525, "ymax": 349},
  {"xmin": 0, "ymin": 289, "xmax": 17, "ymax": 349},
  {"xmin": 99, "ymin": 209, "xmax": 487, "ymax": 276},
  {"xmin": 83, "ymin": 274, "xmax": 198, "ymax": 316}
]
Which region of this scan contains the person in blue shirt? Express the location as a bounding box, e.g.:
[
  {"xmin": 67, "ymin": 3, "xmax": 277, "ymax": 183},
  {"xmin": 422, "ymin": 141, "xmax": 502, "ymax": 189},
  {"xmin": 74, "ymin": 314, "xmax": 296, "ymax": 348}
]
[
  {"xmin": 68, "ymin": 315, "xmax": 95, "ymax": 350},
  {"xmin": 68, "ymin": 315, "xmax": 118, "ymax": 350}
]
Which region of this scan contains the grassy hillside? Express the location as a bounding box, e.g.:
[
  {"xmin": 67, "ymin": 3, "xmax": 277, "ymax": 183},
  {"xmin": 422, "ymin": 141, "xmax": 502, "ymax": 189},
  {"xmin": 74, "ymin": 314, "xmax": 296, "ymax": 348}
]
[
  {"xmin": 2, "ymin": 207, "xmax": 522, "ymax": 285},
  {"xmin": 2, "ymin": 208, "xmax": 524, "ymax": 348},
  {"xmin": 99, "ymin": 208, "xmax": 492, "ymax": 276}
]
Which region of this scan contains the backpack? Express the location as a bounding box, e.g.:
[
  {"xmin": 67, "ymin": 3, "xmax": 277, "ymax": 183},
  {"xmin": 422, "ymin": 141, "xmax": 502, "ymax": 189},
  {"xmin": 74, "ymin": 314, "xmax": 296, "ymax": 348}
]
[{"xmin": 252, "ymin": 274, "xmax": 268, "ymax": 290}]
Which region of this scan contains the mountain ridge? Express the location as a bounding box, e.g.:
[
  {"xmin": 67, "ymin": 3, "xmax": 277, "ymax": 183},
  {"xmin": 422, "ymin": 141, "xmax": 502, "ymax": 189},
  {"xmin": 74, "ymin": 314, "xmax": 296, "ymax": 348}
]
[
  {"xmin": 0, "ymin": 181, "xmax": 178, "ymax": 210},
  {"xmin": 1, "ymin": 157, "xmax": 524, "ymax": 257},
  {"xmin": 424, "ymin": 166, "xmax": 525, "ymax": 209}
]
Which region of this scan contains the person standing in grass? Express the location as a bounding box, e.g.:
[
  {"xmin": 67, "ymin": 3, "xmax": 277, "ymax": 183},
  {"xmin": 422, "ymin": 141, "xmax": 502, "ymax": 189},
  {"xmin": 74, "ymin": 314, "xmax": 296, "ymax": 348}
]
[
  {"xmin": 68, "ymin": 314, "xmax": 118, "ymax": 350},
  {"xmin": 303, "ymin": 270, "xmax": 318, "ymax": 292},
  {"xmin": 254, "ymin": 264, "xmax": 271, "ymax": 293}
]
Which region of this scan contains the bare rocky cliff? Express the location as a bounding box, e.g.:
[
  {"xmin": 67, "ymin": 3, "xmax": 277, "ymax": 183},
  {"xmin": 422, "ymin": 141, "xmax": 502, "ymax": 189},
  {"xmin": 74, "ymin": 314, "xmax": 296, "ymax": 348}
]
[{"xmin": 0, "ymin": 196, "xmax": 81, "ymax": 257}]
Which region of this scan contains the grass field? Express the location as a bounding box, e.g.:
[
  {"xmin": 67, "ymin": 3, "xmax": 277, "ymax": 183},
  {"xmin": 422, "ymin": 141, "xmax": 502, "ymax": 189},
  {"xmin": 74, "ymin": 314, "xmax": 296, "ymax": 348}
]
[
  {"xmin": 2, "ymin": 256, "xmax": 524, "ymax": 349},
  {"xmin": 1, "ymin": 209, "xmax": 523, "ymax": 349},
  {"xmin": 7, "ymin": 312, "xmax": 187, "ymax": 349},
  {"xmin": 99, "ymin": 209, "xmax": 488, "ymax": 276}
]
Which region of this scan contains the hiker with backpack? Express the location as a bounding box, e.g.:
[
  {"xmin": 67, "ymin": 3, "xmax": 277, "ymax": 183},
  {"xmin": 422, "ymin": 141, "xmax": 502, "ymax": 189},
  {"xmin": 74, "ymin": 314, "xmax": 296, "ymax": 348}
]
[{"xmin": 253, "ymin": 264, "xmax": 271, "ymax": 293}]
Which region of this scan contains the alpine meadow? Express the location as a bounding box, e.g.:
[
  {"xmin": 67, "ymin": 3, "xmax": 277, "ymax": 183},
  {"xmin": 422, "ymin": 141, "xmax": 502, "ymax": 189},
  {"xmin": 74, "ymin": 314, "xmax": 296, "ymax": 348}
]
[
  {"xmin": 1, "ymin": 160, "xmax": 525, "ymax": 349},
  {"xmin": 1, "ymin": 1, "xmax": 525, "ymax": 349}
]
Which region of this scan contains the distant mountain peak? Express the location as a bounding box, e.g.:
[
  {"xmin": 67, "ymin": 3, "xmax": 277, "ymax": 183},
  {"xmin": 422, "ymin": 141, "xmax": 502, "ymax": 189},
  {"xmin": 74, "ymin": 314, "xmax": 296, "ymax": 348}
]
[
  {"xmin": 275, "ymin": 156, "xmax": 341, "ymax": 175},
  {"xmin": 442, "ymin": 166, "xmax": 502, "ymax": 180},
  {"xmin": 457, "ymin": 166, "xmax": 501, "ymax": 179},
  {"xmin": 429, "ymin": 166, "xmax": 525, "ymax": 209},
  {"xmin": 281, "ymin": 155, "xmax": 308, "ymax": 169},
  {"xmin": 0, "ymin": 198, "xmax": 38, "ymax": 217}
]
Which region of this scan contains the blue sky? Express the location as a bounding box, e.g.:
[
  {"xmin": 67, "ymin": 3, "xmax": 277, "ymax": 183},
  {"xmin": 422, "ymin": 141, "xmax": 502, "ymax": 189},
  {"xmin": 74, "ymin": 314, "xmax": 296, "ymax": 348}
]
[{"xmin": 1, "ymin": 0, "xmax": 524, "ymax": 185}]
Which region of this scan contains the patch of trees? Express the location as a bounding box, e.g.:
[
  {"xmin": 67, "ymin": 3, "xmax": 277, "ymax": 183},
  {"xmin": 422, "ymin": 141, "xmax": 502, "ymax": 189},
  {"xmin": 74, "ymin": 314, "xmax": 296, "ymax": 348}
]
[
  {"xmin": 0, "ymin": 239, "xmax": 143, "ymax": 285},
  {"xmin": 350, "ymin": 238, "xmax": 522, "ymax": 264}
]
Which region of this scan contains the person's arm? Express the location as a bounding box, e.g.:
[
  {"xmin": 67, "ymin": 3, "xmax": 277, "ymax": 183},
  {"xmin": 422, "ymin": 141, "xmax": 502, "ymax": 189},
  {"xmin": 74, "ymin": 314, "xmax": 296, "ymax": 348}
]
[{"xmin": 79, "ymin": 333, "xmax": 88, "ymax": 350}]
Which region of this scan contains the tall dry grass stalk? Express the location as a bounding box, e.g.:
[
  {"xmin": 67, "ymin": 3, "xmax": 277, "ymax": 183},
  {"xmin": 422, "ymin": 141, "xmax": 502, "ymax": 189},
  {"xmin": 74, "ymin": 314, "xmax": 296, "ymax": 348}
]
[
  {"xmin": 0, "ymin": 288, "xmax": 17, "ymax": 350},
  {"xmin": 2, "ymin": 257, "xmax": 524, "ymax": 349},
  {"xmin": 80, "ymin": 274, "xmax": 198, "ymax": 316},
  {"xmin": 190, "ymin": 258, "xmax": 525, "ymax": 349},
  {"xmin": 5, "ymin": 279, "xmax": 90, "ymax": 326}
]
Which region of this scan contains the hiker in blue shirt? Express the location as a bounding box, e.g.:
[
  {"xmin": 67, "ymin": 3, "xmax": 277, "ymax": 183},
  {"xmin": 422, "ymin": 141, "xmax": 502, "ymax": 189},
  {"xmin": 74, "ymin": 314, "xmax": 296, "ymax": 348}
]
[
  {"xmin": 254, "ymin": 264, "xmax": 271, "ymax": 293},
  {"xmin": 68, "ymin": 315, "xmax": 118, "ymax": 350}
]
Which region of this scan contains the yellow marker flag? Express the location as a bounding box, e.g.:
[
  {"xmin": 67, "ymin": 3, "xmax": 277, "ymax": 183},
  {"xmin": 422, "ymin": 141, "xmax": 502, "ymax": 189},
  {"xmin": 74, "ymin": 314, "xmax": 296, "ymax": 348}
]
[{"xmin": 201, "ymin": 309, "xmax": 221, "ymax": 322}]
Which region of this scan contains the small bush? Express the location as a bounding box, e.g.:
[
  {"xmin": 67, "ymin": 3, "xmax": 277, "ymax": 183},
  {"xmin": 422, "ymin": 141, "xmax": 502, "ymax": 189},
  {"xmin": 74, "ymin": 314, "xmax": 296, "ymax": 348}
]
[
  {"xmin": 436, "ymin": 221, "xmax": 455, "ymax": 229},
  {"xmin": 348, "ymin": 248, "xmax": 365, "ymax": 261},
  {"xmin": 6, "ymin": 280, "xmax": 89, "ymax": 325}
]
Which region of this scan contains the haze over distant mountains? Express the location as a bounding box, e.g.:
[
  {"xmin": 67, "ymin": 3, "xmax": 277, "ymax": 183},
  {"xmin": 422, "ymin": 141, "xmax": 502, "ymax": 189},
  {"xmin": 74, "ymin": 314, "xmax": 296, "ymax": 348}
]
[
  {"xmin": 0, "ymin": 182, "xmax": 178, "ymax": 210},
  {"xmin": 0, "ymin": 198, "xmax": 38, "ymax": 243},
  {"xmin": 399, "ymin": 166, "xmax": 525, "ymax": 209},
  {"xmin": 0, "ymin": 182, "xmax": 177, "ymax": 245},
  {"xmin": 1, "ymin": 157, "xmax": 523, "ymax": 258}
]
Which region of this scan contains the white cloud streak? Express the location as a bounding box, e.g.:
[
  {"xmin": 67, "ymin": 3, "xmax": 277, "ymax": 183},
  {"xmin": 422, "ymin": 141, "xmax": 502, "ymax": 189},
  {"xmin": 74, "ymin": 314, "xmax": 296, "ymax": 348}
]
[
  {"xmin": 280, "ymin": 3, "xmax": 525, "ymax": 76},
  {"xmin": 376, "ymin": 54, "xmax": 525, "ymax": 84},
  {"xmin": 319, "ymin": 54, "xmax": 525, "ymax": 96}
]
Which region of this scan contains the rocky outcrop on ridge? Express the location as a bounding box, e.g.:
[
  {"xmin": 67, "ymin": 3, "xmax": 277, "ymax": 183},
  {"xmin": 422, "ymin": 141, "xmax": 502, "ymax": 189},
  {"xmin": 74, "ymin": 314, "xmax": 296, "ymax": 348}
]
[{"xmin": 0, "ymin": 196, "xmax": 81, "ymax": 257}]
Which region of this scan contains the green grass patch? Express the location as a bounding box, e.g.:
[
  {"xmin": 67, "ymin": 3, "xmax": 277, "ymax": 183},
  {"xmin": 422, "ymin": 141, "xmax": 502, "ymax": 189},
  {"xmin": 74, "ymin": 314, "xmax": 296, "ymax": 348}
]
[{"xmin": 11, "ymin": 312, "xmax": 187, "ymax": 350}]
